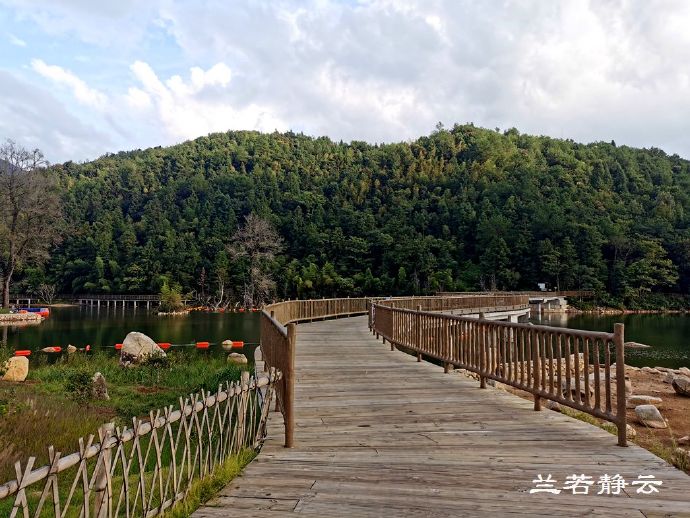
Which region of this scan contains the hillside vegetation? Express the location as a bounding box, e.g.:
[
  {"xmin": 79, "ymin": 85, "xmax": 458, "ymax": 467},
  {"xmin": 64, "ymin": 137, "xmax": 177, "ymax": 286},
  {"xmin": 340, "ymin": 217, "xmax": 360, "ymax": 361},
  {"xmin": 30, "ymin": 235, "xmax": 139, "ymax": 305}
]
[{"xmin": 28, "ymin": 124, "xmax": 690, "ymax": 307}]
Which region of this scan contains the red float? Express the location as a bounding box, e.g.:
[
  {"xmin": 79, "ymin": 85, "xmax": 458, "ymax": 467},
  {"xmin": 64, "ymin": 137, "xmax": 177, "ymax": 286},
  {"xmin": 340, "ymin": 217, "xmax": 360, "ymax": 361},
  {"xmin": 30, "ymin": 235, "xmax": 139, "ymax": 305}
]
[
  {"xmin": 115, "ymin": 343, "xmax": 123, "ymax": 350},
  {"xmin": 196, "ymin": 341, "xmax": 210, "ymax": 349},
  {"xmin": 232, "ymin": 341, "xmax": 244, "ymax": 349},
  {"xmin": 158, "ymin": 342, "xmax": 171, "ymax": 350},
  {"xmin": 14, "ymin": 350, "xmax": 31, "ymax": 357}
]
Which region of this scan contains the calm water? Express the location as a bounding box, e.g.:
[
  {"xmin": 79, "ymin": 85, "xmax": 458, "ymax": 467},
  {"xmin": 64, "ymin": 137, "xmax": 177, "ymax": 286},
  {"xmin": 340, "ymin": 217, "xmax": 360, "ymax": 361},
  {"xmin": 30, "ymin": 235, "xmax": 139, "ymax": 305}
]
[
  {"xmin": 0, "ymin": 306, "xmax": 261, "ymax": 359},
  {"xmin": 3, "ymin": 307, "xmax": 688, "ymax": 369},
  {"xmin": 535, "ymin": 312, "xmax": 690, "ymax": 369}
]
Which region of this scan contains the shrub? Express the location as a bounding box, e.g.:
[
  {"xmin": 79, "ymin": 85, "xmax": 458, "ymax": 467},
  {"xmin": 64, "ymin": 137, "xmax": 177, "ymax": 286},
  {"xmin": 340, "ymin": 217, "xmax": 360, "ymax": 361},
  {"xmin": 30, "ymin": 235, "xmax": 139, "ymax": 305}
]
[
  {"xmin": 65, "ymin": 370, "xmax": 93, "ymax": 406},
  {"xmin": 159, "ymin": 282, "xmax": 185, "ymax": 313}
]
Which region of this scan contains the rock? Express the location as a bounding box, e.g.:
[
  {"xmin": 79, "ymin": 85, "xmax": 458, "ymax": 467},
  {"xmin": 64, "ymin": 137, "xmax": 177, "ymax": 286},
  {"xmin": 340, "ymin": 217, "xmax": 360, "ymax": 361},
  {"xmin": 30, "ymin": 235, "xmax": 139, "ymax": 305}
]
[
  {"xmin": 632, "ymin": 342, "xmax": 651, "ymax": 351},
  {"xmin": 671, "ymin": 376, "xmax": 690, "ymax": 397},
  {"xmin": 561, "ymin": 378, "xmax": 594, "ymax": 401},
  {"xmin": 663, "ymin": 372, "xmax": 675, "ymax": 384},
  {"xmin": 221, "ymin": 339, "xmax": 233, "ymax": 351},
  {"xmin": 227, "ymin": 353, "xmax": 248, "ymax": 365},
  {"xmin": 641, "ymin": 366, "xmax": 660, "ymax": 374},
  {"xmin": 655, "ymin": 366, "xmax": 669, "ymax": 372},
  {"xmin": 678, "ymin": 435, "xmax": 690, "ymax": 446},
  {"xmin": 626, "ymin": 395, "xmax": 662, "ymax": 409},
  {"xmin": 625, "ymin": 376, "xmax": 632, "ymax": 395},
  {"xmin": 120, "ymin": 332, "xmax": 166, "ymax": 366},
  {"xmin": 2, "ymin": 356, "xmax": 29, "ymax": 382},
  {"xmin": 545, "ymin": 400, "xmax": 561, "ymax": 412},
  {"xmin": 626, "ymin": 424, "xmax": 637, "ymax": 439},
  {"xmin": 679, "ymin": 367, "xmax": 690, "ymax": 377},
  {"xmin": 634, "ymin": 404, "xmax": 667, "ymax": 429},
  {"xmin": 91, "ymin": 372, "xmax": 109, "ymax": 400},
  {"xmin": 67, "ymin": 345, "xmax": 77, "ymax": 354}
]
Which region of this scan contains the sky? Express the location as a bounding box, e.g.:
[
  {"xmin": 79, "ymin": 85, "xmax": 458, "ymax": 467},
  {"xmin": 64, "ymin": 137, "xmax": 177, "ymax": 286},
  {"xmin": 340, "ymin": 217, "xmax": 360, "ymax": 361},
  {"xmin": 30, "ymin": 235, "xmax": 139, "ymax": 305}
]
[{"xmin": 2, "ymin": 0, "xmax": 690, "ymax": 163}]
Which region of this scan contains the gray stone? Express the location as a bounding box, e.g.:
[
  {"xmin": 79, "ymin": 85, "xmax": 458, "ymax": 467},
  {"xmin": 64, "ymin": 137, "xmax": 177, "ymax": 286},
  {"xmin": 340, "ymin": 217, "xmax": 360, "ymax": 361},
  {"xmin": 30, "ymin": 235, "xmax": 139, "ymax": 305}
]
[
  {"xmin": 2, "ymin": 356, "xmax": 28, "ymax": 382},
  {"xmin": 120, "ymin": 331, "xmax": 165, "ymax": 366},
  {"xmin": 679, "ymin": 367, "xmax": 690, "ymax": 377},
  {"xmin": 221, "ymin": 339, "xmax": 233, "ymax": 351},
  {"xmin": 626, "ymin": 395, "xmax": 662, "ymax": 409},
  {"xmin": 626, "ymin": 424, "xmax": 637, "ymax": 439},
  {"xmin": 67, "ymin": 345, "xmax": 77, "ymax": 354},
  {"xmin": 545, "ymin": 400, "xmax": 561, "ymax": 412},
  {"xmin": 625, "ymin": 341, "xmax": 652, "ymax": 349},
  {"xmin": 671, "ymin": 376, "xmax": 690, "ymax": 397},
  {"xmin": 634, "ymin": 404, "xmax": 667, "ymax": 429},
  {"xmin": 663, "ymin": 372, "xmax": 675, "ymax": 384},
  {"xmin": 678, "ymin": 435, "xmax": 690, "ymax": 446},
  {"xmin": 561, "ymin": 378, "xmax": 594, "ymax": 401},
  {"xmin": 641, "ymin": 366, "xmax": 660, "ymax": 374},
  {"xmin": 91, "ymin": 372, "xmax": 109, "ymax": 400},
  {"xmin": 227, "ymin": 353, "xmax": 248, "ymax": 365}
]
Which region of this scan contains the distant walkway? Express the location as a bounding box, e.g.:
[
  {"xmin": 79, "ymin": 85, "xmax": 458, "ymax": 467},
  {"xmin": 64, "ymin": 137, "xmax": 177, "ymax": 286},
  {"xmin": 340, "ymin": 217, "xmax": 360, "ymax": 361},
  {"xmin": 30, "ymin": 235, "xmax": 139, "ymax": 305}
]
[{"xmin": 194, "ymin": 316, "xmax": 690, "ymax": 517}]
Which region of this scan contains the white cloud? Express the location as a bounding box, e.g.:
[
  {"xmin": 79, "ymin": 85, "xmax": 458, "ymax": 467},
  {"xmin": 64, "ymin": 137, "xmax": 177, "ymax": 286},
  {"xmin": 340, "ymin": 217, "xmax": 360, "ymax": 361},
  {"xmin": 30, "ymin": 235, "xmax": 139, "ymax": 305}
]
[
  {"xmin": 31, "ymin": 59, "xmax": 108, "ymax": 109},
  {"xmin": 8, "ymin": 33, "xmax": 26, "ymax": 46},
  {"xmin": 4, "ymin": 0, "xmax": 690, "ymax": 161},
  {"xmin": 128, "ymin": 61, "xmax": 286, "ymax": 140}
]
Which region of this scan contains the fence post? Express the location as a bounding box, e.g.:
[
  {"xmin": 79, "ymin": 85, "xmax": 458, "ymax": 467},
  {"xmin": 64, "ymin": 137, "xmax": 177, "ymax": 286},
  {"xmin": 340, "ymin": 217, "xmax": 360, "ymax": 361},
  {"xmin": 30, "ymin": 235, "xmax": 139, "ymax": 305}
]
[
  {"xmin": 614, "ymin": 323, "xmax": 627, "ymax": 447},
  {"xmin": 284, "ymin": 323, "xmax": 296, "ymax": 448},
  {"xmin": 479, "ymin": 312, "xmax": 486, "ymax": 388},
  {"xmin": 415, "ymin": 305, "xmax": 422, "ymax": 354},
  {"xmin": 94, "ymin": 422, "xmax": 114, "ymax": 518}
]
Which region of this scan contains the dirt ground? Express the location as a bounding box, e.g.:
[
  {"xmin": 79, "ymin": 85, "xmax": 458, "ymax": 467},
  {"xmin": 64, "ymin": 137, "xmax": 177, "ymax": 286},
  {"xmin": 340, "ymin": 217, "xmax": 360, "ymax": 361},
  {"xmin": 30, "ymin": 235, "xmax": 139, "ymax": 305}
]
[{"xmin": 624, "ymin": 367, "xmax": 690, "ymax": 453}]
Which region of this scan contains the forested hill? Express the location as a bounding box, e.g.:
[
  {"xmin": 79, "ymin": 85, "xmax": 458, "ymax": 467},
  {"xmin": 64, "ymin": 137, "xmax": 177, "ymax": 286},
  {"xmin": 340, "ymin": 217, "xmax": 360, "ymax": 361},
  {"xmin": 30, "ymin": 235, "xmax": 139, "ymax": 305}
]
[{"xmin": 42, "ymin": 125, "xmax": 690, "ymax": 305}]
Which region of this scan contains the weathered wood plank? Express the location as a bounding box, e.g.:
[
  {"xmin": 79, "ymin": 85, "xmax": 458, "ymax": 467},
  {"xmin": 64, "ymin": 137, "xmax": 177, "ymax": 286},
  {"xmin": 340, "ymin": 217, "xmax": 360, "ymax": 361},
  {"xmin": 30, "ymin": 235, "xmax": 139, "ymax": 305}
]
[{"xmin": 194, "ymin": 316, "xmax": 690, "ymax": 517}]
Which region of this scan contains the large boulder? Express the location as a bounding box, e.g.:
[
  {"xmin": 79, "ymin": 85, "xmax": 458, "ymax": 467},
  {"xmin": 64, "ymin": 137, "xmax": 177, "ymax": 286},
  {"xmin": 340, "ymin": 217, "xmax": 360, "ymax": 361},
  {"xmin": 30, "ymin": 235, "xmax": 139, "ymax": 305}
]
[
  {"xmin": 671, "ymin": 376, "xmax": 690, "ymax": 397},
  {"xmin": 2, "ymin": 356, "xmax": 29, "ymax": 382},
  {"xmin": 634, "ymin": 404, "xmax": 667, "ymax": 429},
  {"xmin": 120, "ymin": 332, "xmax": 165, "ymax": 366},
  {"xmin": 91, "ymin": 372, "xmax": 109, "ymax": 400},
  {"xmin": 560, "ymin": 378, "xmax": 594, "ymax": 401},
  {"xmin": 227, "ymin": 353, "xmax": 248, "ymax": 365},
  {"xmin": 626, "ymin": 395, "xmax": 662, "ymax": 409},
  {"xmin": 679, "ymin": 367, "xmax": 690, "ymax": 377}
]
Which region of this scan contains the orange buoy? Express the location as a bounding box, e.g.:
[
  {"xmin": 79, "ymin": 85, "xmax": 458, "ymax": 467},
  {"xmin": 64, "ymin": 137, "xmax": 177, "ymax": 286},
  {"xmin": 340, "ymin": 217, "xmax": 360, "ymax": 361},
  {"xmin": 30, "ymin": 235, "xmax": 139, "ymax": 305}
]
[
  {"xmin": 158, "ymin": 342, "xmax": 171, "ymax": 350},
  {"xmin": 232, "ymin": 340, "xmax": 244, "ymax": 349},
  {"xmin": 196, "ymin": 341, "xmax": 210, "ymax": 349},
  {"xmin": 115, "ymin": 343, "xmax": 123, "ymax": 350},
  {"xmin": 14, "ymin": 350, "xmax": 31, "ymax": 357},
  {"xmin": 85, "ymin": 345, "xmax": 91, "ymax": 352},
  {"xmin": 41, "ymin": 346, "xmax": 61, "ymax": 353}
]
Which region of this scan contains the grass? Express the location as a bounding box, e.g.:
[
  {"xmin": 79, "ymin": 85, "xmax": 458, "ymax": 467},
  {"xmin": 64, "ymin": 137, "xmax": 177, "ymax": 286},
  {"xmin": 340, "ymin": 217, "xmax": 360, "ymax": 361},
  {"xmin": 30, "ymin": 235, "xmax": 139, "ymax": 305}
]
[
  {"xmin": 162, "ymin": 449, "xmax": 257, "ymax": 518},
  {"xmin": 0, "ymin": 348, "xmax": 248, "ymax": 482}
]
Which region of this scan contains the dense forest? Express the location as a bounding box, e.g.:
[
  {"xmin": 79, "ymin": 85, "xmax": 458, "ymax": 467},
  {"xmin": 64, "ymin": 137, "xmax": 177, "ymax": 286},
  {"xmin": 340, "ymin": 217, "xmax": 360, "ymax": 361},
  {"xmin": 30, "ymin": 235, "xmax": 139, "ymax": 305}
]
[{"xmin": 16, "ymin": 124, "xmax": 690, "ymax": 307}]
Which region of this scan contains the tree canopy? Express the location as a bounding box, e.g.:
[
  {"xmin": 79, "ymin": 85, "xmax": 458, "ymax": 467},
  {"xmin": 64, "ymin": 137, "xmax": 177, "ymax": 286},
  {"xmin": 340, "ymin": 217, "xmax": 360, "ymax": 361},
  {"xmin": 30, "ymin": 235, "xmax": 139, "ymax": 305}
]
[{"xmin": 18, "ymin": 124, "xmax": 689, "ymax": 304}]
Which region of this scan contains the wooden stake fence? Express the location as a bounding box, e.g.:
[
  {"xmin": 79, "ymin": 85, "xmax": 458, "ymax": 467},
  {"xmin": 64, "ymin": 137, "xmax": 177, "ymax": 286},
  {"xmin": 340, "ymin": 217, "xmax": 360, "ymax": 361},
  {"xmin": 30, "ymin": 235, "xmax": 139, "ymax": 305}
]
[{"xmin": 0, "ymin": 369, "xmax": 280, "ymax": 517}]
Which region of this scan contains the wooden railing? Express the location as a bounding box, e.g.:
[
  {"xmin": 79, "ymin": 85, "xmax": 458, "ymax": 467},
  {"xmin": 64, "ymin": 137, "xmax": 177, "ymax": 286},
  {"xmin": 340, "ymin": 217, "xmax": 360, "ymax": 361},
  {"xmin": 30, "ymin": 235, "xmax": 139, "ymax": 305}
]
[
  {"xmin": 437, "ymin": 290, "xmax": 595, "ymax": 298},
  {"xmin": 260, "ymin": 298, "xmax": 370, "ymax": 447},
  {"xmin": 370, "ymin": 303, "xmax": 627, "ymax": 446},
  {"xmin": 0, "ymin": 370, "xmax": 280, "ymax": 517}
]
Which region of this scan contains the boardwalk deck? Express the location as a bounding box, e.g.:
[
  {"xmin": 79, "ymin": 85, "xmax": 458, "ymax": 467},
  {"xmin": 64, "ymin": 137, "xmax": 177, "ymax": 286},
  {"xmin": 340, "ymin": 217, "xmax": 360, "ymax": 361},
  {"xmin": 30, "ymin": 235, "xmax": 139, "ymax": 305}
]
[{"xmin": 194, "ymin": 316, "xmax": 690, "ymax": 517}]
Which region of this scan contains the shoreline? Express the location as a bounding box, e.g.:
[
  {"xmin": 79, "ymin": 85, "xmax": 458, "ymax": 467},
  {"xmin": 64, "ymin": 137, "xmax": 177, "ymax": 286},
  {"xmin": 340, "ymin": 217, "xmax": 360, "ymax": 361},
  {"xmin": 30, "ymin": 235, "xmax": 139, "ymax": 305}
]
[
  {"xmin": 0, "ymin": 313, "xmax": 43, "ymax": 325},
  {"xmin": 566, "ymin": 307, "xmax": 690, "ymax": 315}
]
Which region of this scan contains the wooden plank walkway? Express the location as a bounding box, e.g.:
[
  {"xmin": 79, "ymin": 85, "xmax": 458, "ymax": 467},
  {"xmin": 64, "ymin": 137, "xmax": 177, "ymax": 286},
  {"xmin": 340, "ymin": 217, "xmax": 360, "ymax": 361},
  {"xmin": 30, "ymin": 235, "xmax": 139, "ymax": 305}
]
[{"xmin": 195, "ymin": 316, "xmax": 690, "ymax": 517}]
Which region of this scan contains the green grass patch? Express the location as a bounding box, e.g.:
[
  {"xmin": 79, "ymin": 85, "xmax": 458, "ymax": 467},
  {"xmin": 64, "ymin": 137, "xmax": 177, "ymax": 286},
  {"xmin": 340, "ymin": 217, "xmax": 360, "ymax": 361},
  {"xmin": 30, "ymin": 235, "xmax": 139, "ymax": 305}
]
[
  {"xmin": 0, "ymin": 348, "xmax": 249, "ymax": 482},
  {"xmin": 162, "ymin": 449, "xmax": 257, "ymax": 518}
]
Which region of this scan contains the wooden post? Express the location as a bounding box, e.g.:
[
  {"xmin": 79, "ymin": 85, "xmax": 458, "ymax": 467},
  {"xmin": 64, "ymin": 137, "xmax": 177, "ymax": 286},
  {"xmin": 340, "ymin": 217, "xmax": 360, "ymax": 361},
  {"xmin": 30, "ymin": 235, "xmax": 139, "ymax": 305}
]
[
  {"xmin": 532, "ymin": 331, "xmax": 541, "ymax": 411},
  {"xmin": 479, "ymin": 312, "xmax": 486, "ymax": 388},
  {"xmin": 614, "ymin": 323, "xmax": 627, "ymax": 447},
  {"xmin": 284, "ymin": 323, "xmax": 296, "ymax": 448},
  {"xmin": 94, "ymin": 422, "xmax": 114, "ymax": 518}
]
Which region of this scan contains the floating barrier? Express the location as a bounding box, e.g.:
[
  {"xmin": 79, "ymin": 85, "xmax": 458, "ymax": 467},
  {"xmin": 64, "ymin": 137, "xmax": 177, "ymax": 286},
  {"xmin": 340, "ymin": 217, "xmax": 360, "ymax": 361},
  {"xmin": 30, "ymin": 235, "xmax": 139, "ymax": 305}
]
[
  {"xmin": 232, "ymin": 340, "xmax": 244, "ymax": 349},
  {"xmin": 158, "ymin": 342, "xmax": 171, "ymax": 350},
  {"xmin": 41, "ymin": 346, "xmax": 61, "ymax": 353},
  {"xmin": 115, "ymin": 343, "xmax": 123, "ymax": 350},
  {"xmin": 195, "ymin": 341, "xmax": 210, "ymax": 349},
  {"xmin": 13, "ymin": 350, "xmax": 31, "ymax": 357}
]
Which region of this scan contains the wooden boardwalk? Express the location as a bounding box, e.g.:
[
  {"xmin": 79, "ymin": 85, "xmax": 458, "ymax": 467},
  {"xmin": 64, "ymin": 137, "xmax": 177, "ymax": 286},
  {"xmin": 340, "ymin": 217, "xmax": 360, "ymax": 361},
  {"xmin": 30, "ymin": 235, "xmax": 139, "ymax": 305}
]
[{"xmin": 194, "ymin": 316, "xmax": 690, "ymax": 517}]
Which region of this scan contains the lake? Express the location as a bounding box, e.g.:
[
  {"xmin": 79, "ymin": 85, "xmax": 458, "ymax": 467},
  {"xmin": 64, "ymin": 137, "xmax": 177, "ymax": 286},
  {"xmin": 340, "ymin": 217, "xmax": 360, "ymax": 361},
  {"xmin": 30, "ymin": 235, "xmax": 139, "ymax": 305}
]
[
  {"xmin": 2, "ymin": 307, "xmax": 688, "ymax": 369},
  {"xmin": 536, "ymin": 312, "xmax": 690, "ymax": 369},
  {"xmin": 0, "ymin": 306, "xmax": 261, "ymax": 359}
]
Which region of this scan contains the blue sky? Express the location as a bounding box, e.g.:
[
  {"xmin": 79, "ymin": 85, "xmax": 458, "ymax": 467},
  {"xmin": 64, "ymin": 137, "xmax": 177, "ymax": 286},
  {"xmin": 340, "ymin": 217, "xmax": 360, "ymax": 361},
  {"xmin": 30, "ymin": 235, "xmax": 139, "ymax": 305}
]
[{"xmin": 2, "ymin": 0, "xmax": 690, "ymax": 163}]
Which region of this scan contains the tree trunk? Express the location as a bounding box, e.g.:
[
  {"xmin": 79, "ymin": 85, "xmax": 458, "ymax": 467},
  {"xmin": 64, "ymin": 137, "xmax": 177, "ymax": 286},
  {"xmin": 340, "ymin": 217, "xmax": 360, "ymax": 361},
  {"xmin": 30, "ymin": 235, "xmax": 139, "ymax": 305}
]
[{"xmin": 2, "ymin": 274, "xmax": 10, "ymax": 308}]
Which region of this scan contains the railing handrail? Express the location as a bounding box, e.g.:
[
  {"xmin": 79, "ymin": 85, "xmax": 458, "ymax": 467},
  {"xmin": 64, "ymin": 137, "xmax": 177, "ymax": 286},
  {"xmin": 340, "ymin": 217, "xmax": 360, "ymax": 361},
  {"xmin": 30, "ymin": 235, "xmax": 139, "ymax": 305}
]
[{"xmin": 370, "ymin": 299, "xmax": 626, "ymax": 446}]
